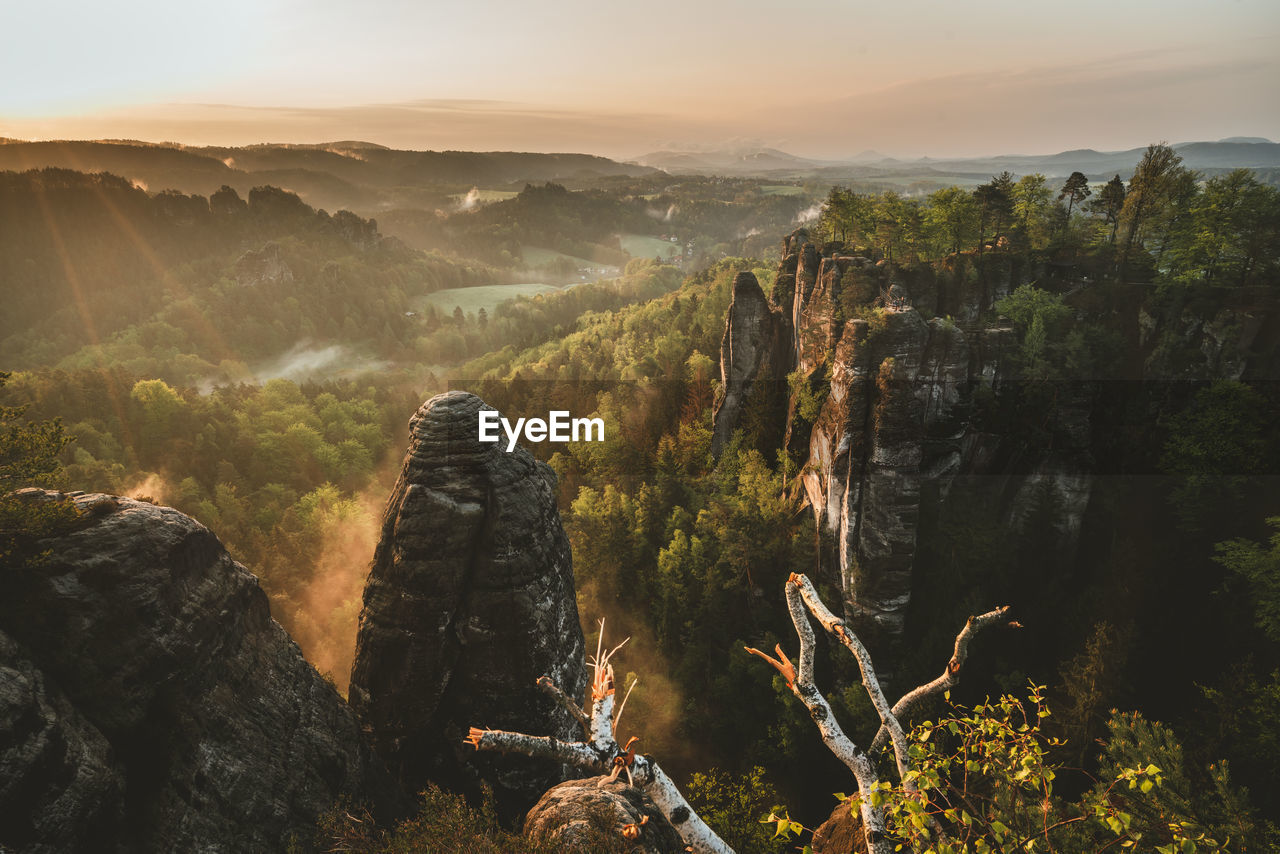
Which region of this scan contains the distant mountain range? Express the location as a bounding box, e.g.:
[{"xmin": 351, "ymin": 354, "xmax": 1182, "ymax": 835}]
[
  {"xmin": 632, "ymin": 138, "xmax": 1280, "ymax": 181},
  {"xmin": 2, "ymin": 137, "xmax": 1276, "ymax": 212},
  {"xmin": 0, "ymin": 139, "xmax": 657, "ymax": 214},
  {"xmin": 631, "ymin": 147, "xmax": 837, "ymax": 174}
]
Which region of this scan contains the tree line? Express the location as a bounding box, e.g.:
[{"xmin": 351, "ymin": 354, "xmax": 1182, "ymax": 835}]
[{"xmin": 816, "ymin": 144, "xmax": 1280, "ymax": 288}]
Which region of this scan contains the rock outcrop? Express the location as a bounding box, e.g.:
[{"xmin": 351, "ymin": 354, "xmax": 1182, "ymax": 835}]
[
  {"xmin": 330, "ymin": 209, "xmax": 380, "ymax": 250},
  {"xmin": 797, "ymin": 304, "xmax": 977, "ymax": 657},
  {"xmin": 348, "ymin": 390, "xmax": 587, "ymax": 820},
  {"xmin": 711, "ymin": 271, "xmax": 789, "ymax": 457},
  {"xmin": 523, "ymin": 777, "xmax": 687, "ymax": 853},
  {"xmin": 755, "ymin": 231, "xmax": 1092, "ymax": 667},
  {"xmin": 0, "ymin": 491, "xmax": 398, "ymax": 853},
  {"xmin": 810, "ymin": 800, "xmax": 867, "ymax": 854},
  {"xmin": 0, "ymin": 628, "xmax": 123, "ymax": 852},
  {"xmin": 234, "ymin": 240, "xmax": 293, "ymax": 287}
]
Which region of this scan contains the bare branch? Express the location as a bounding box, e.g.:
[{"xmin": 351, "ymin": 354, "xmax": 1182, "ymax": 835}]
[
  {"xmin": 464, "ymin": 728, "xmax": 605, "ymax": 770},
  {"xmin": 469, "ymin": 633, "xmax": 734, "ymax": 854},
  {"xmin": 790, "ymin": 574, "xmax": 945, "ymax": 839},
  {"xmin": 743, "ymin": 644, "xmax": 795, "ymax": 688},
  {"xmin": 778, "ymin": 574, "xmax": 893, "ymax": 854},
  {"xmin": 791, "ymin": 574, "xmax": 912, "ymax": 781},
  {"xmin": 642, "ymin": 758, "xmax": 736, "ymax": 854},
  {"xmin": 871, "ymin": 605, "xmax": 1017, "ymax": 753},
  {"xmin": 614, "ymin": 676, "xmax": 638, "ymax": 732}
]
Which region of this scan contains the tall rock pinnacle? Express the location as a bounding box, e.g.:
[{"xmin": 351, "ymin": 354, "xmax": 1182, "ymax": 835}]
[
  {"xmin": 348, "ymin": 390, "xmax": 587, "ymax": 819},
  {"xmin": 711, "ymin": 271, "xmax": 789, "ymax": 457}
]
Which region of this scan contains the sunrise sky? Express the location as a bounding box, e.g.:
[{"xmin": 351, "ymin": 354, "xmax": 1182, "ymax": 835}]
[{"xmin": 3, "ymin": 0, "xmax": 1277, "ymax": 158}]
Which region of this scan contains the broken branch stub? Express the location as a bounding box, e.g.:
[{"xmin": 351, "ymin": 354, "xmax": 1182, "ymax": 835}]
[{"xmin": 468, "ymin": 629, "xmax": 734, "ymax": 854}]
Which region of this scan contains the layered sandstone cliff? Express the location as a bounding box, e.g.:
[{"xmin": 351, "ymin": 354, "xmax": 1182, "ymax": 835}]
[
  {"xmin": 348, "ymin": 390, "xmax": 587, "ymax": 820},
  {"xmin": 0, "ymin": 491, "xmax": 398, "ymax": 853},
  {"xmin": 715, "ymin": 231, "xmax": 1094, "ymax": 666},
  {"xmin": 711, "ymin": 271, "xmax": 789, "ymax": 457}
]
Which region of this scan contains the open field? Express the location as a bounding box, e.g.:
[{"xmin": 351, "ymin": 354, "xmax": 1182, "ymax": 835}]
[
  {"xmin": 520, "ymin": 245, "xmax": 596, "ymax": 267},
  {"xmin": 422, "ymin": 283, "xmax": 565, "ymax": 316},
  {"xmin": 620, "ymin": 233, "xmax": 681, "ymax": 259}
]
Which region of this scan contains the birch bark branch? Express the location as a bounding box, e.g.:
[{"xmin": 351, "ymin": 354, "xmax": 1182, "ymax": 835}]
[
  {"xmin": 774, "ymin": 573, "xmax": 894, "ymax": 854},
  {"xmin": 468, "ymin": 624, "xmax": 735, "ymax": 854},
  {"xmin": 870, "ymin": 605, "xmax": 1016, "ymax": 753}
]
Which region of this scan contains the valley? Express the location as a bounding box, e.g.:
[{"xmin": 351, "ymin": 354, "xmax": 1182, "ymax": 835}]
[{"xmin": 3, "ymin": 134, "xmax": 1279, "ymax": 852}]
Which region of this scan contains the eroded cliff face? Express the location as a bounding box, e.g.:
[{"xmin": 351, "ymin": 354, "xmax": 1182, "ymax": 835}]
[
  {"xmin": 711, "ymin": 271, "xmax": 789, "ymax": 456},
  {"xmin": 1141, "ymin": 302, "xmax": 1279, "ymax": 381},
  {"xmin": 0, "ymin": 491, "xmax": 398, "ymax": 853},
  {"xmin": 714, "ymin": 231, "xmax": 1093, "ymax": 667},
  {"xmin": 348, "ymin": 390, "xmax": 587, "ymax": 820},
  {"xmin": 797, "ymin": 304, "xmax": 986, "ymax": 655}
]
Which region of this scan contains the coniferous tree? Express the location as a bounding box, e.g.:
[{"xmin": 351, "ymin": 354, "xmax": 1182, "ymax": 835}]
[
  {"xmin": 1090, "ymin": 174, "xmax": 1127, "ymax": 244},
  {"xmin": 1058, "ymin": 170, "xmax": 1092, "ymax": 223}
]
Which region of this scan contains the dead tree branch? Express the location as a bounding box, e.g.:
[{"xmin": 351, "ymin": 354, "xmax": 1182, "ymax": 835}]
[
  {"xmin": 870, "ymin": 605, "xmax": 1017, "ymax": 753},
  {"xmin": 767, "ymin": 574, "xmax": 894, "ymax": 854},
  {"xmin": 468, "ymin": 621, "xmax": 733, "ymax": 854},
  {"xmin": 749, "ymin": 573, "xmax": 1016, "ymax": 854}
]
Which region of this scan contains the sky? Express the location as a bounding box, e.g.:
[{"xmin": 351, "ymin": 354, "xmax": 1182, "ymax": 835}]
[{"xmin": 1, "ymin": 0, "xmax": 1277, "ymax": 159}]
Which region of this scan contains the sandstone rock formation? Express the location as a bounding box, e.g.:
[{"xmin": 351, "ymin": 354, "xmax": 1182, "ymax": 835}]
[
  {"xmin": 710, "ymin": 271, "xmax": 788, "ymax": 457},
  {"xmin": 0, "ymin": 628, "xmax": 123, "ymax": 853},
  {"xmin": 745, "ymin": 231, "xmax": 1094, "ymax": 667},
  {"xmin": 524, "ymin": 777, "xmax": 687, "ymax": 853},
  {"xmin": 234, "ymin": 240, "xmax": 293, "ymax": 286},
  {"xmin": 0, "ymin": 491, "xmax": 397, "ymax": 853},
  {"xmin": 810, "ymin": 800, "xmax": 867, "ymax": 854},
  {"xmin": 330, "ymin": 209, "xmax": 380, "ymax": 250},
  {"xmin": 348, "ymin": 390, "xmax": 587, "ymax": 820},
  {"xmin": 799, "ymin": 309, "xmax": 976, "ymax": 653}
]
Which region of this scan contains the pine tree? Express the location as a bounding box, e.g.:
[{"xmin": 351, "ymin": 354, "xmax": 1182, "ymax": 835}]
[
  {"xmin": 1058, "ymin": 170, "xmax": 1092, "ymax": 223},
  {"xmin": 1090, "ymin": 175, "xmax": 1127, "ymax": 244}
]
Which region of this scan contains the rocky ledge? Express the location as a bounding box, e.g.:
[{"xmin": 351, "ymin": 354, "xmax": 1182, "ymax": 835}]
[{"xmin": 0, "ymin": 491, "xmax": 398, "ymax": 853}]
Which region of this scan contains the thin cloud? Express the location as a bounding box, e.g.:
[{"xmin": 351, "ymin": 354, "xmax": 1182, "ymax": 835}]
[{"xmin": 3, "ymin": 45, "xmax": 1276, "ymax": 160}]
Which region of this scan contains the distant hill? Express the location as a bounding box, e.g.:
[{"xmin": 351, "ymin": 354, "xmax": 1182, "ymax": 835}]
[
  {"xmin": 4, "ymin": 137, "xmax": 1277, "ymax": 208},
  {"xmin": 632, "ymin": 147, "xmax": 836, "ymax": 175},
  {"xmin": 0, "ymin": 139, "xmax": 658, "ymax": 213},
  {"xmin": 910, "ymin": 142, "xmax": 1280, "ymax": 180},
  {"xmin": 631, "ymin": 139, "xmax": 1280, "ymax": 183}
]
